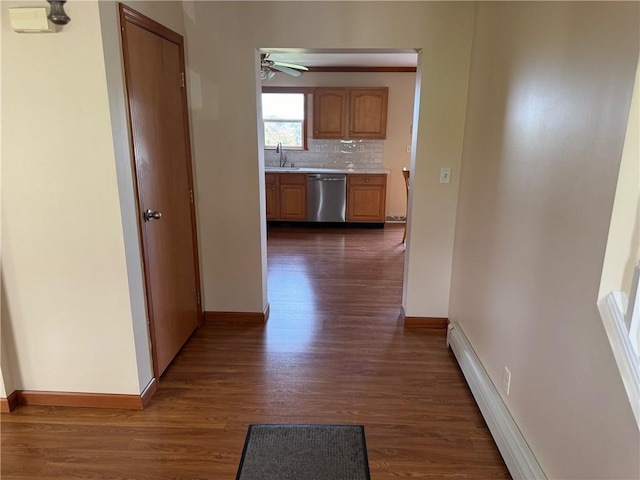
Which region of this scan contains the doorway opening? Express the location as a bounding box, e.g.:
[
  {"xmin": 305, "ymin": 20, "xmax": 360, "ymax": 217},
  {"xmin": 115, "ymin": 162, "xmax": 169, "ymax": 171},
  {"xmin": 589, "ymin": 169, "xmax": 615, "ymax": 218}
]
[{"xmin": 257, "ymin": 49, "xmax": 421, "ymax": 334}]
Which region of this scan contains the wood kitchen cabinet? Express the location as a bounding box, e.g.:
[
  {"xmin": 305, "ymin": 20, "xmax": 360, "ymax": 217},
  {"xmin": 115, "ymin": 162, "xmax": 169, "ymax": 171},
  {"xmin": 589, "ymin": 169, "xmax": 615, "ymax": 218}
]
[
  {"xmin": 313, "ymin": 87, "xmax": 388, "ymax": 140},
  {"xmin": 349, "ymin": 88, "xmax": 388, "ymax": 139},
  {"xmin": 347, "ymin": 174, "xmax": 387, "ymax": 223},
  {"xmin": 265, "ymin": 173, "xmax": 307, "ymax": 221},
  {"xmin": 279, "ymin": 177, "xmax": 306, "ymax": 220},
  {"xmin": 265, "ymin": 173, "xmax": 278, "ymax": 220},
  {"xmin": 313, "ymin": 89, "xmax": 347, "ymax": 139}
]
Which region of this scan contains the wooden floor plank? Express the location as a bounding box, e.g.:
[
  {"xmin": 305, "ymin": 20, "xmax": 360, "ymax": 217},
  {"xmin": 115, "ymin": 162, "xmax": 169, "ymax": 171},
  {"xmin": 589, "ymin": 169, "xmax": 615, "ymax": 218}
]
[{"xmin": 1, "ymin": 224, "xmax": 509, "ymax": 479}]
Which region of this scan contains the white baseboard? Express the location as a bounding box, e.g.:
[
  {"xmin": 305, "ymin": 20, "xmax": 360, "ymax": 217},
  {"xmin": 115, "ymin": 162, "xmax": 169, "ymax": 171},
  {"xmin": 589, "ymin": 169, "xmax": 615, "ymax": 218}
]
[{"xmin": 447, "ymin": 322, "xmax": 546, "ymax": 480}]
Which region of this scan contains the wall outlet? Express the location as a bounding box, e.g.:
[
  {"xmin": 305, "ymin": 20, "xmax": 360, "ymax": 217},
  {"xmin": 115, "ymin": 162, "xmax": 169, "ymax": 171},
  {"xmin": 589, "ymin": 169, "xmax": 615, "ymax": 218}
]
[
  {"xmin": 359, "ymin": 144, "xmax": 365, "ymax": 152},
  {"xmin": 503, "ymin": 367, "xmax": 511, "ymax": 396},
  {"xmin": 439, "ymin": 167, "xmax": 452, "ymax": 184},
  {"xmin": 334, "ymin": 145, "xmax": 340, "ymax": 153},
  {"xmin": 315, "ymin": 145, "xmax": 321, "ymax": 152}
]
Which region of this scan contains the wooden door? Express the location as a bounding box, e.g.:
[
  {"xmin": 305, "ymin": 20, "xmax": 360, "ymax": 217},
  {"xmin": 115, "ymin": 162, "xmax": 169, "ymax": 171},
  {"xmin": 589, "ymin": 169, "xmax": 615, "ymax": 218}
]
[
  {"xmin": 120, "ymin": 5, "xmax": 201, "ymax": 377},
  {"xmin": 349, "ymin": 88, "xmax": 388, "ymax": 139},
  {"xmin": 313, "ymin": 88, "xmax": 347, "ymax": 139}
]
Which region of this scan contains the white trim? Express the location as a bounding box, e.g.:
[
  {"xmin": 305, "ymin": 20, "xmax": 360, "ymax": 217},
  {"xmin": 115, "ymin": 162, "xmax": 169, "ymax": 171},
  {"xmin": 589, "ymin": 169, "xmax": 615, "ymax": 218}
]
[
  {"xmin": 447, "ymin": 322, "xmax": 546, "ymax": 480},
  {"xmin": 599, "ymin": 293, "xmax": 640, "ymax": 427},
  {"xmin": 624, "ymin": 265, "xmax": 640, "ymax": 357}
]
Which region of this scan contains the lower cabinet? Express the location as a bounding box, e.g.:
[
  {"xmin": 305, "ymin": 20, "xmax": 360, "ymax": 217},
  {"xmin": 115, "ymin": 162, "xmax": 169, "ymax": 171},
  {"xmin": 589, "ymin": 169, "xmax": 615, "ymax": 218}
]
[
  {"xmin": 346, "ymin": 174, "xmax": 387, "ymax": 223},
  {"xmin": 265, "ymin": 174, "xmax": 278, "ymax": 220},
  {"xmin": 265, "ymin": 173, "xmax": 307, "ymax": 221},
  {"xmin": 266, "ymin": 172, "xmax": 387, "ymax": 223}
]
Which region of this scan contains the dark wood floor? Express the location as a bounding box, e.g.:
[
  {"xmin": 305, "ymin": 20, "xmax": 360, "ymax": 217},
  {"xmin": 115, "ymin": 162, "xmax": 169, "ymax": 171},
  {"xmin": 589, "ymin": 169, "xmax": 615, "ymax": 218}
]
[{"xmin": 1, "ymin": 224, "xmax": 509, "ymax": 479}]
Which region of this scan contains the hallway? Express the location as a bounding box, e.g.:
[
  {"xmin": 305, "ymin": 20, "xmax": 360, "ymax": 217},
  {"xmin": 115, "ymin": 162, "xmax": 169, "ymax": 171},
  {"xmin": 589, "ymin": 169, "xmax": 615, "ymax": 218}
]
[{"xmin": 1, "ymin": 224, "xmax": 509, "ymax": 479}]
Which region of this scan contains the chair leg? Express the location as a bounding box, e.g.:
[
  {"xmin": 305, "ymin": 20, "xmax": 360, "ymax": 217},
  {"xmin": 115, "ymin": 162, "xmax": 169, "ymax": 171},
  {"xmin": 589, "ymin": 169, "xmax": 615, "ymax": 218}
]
[{"xmin": 402, "ymin": 222, "xmax": 407, "ymax": 243}]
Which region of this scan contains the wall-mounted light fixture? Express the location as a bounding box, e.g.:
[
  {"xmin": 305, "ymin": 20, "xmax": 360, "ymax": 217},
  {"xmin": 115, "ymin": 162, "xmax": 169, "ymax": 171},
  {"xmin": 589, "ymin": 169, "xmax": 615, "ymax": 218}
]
[{"xmin": 46, "ymin": 0, "xmax": 70, "ymax": 25}]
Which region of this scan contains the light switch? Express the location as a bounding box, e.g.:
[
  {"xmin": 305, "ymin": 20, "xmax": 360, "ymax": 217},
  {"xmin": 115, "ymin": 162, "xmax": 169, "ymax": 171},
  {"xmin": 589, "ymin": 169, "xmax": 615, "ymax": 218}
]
[{"xmin": 440, "ymin": 167, "xmax": 451, "ymax": 184}]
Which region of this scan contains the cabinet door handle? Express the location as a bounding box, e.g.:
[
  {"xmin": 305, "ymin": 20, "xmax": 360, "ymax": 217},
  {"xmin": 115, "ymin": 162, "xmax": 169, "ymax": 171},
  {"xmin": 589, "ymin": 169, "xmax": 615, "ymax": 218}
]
[{"xmin": 365, "ymin": 178, "xmax": 370, "ymax": 183}]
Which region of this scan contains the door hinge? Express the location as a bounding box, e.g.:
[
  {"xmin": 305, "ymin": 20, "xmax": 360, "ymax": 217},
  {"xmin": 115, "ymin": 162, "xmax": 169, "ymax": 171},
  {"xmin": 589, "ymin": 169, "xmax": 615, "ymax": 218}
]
[
  {"xmin": 189, "ymin": 189, "xmax": 194, "ymax": 203},
  {"xmin": 180, "ymin": 72, "xmax": 185, "ymax": 88},
  {"xmin": 196, "ymin": 291, "xmax": 201, "ymax": 305}
]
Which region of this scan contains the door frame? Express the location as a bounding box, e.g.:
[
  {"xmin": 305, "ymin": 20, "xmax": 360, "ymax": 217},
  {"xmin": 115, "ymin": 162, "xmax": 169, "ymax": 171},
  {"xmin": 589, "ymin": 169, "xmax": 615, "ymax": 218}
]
[{"xmin": 119, "ymin": 3, "xmax": 203, "ymax": 378}]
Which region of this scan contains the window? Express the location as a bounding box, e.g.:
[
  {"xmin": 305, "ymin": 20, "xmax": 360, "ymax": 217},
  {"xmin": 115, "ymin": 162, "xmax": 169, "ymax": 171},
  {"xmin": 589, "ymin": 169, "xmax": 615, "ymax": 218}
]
[{"xmin": 261, "ymin": 90, "xmax": 307, "ymax": 150}]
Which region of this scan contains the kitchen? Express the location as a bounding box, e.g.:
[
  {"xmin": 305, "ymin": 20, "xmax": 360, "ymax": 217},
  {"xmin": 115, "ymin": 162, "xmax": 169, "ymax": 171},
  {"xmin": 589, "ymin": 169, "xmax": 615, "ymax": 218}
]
[{"xmin": 260, "ymin": 51, "xmax": 418, "ymax": 229}]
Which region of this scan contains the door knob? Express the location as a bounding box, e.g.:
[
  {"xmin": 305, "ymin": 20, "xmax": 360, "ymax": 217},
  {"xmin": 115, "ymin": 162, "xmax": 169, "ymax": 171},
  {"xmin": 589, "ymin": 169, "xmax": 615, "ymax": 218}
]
[{"xmin": 144, "ymin": 209, "xmax": 162, "ymax": 221}]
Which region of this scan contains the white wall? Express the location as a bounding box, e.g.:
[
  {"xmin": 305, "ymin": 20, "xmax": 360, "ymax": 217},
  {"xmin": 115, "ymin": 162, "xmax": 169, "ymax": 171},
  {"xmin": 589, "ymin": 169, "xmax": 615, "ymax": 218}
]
[
  {"xmin": 183, "ymin": 1, "xmax": 475, "ymax": 317},
  {"xmin": 0, "ymin": 1, "xmax": 7, "ymax": 399},
  {"xmin": 1, "ymin": 1, "xmax": 141, "ymax": 394},
  {"xmin": 264, "ymin": 72, "xmax": 416, "ymax": 218},
  {"xmin": 599, "ymin": 56, "xmax": 640, "ymax": 301},
  {"xmin": 449, "ymin": 3, "xmax": 640, "ymax": 478},
  {"xmin": 0, "ymin": 333, "xmax": 15, "ymax": 398}
]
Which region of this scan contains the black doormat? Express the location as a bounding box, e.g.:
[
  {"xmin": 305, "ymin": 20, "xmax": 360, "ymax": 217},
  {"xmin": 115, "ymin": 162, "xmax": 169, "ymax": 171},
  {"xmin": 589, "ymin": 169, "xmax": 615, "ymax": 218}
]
[{"xmin": 236, "ymin": 424, "xmax": 371, "ymax": 480}]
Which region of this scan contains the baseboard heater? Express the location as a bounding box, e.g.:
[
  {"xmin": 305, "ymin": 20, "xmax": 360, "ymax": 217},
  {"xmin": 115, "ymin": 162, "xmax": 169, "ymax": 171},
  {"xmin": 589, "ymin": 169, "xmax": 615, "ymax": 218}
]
[{"xmin": 447, "ymin": 322, "xmax": 546, "ymax": 480}]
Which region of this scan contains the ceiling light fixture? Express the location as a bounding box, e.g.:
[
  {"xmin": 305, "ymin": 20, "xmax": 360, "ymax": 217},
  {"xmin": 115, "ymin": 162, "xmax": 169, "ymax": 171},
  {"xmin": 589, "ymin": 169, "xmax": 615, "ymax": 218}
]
[
  {"xmin": 260, "ymin": 53, "xmax": 308, "ymax": 81},
  {"xmin": 261, "ymin": 66, "xmax": 276, "ymax": 81}
]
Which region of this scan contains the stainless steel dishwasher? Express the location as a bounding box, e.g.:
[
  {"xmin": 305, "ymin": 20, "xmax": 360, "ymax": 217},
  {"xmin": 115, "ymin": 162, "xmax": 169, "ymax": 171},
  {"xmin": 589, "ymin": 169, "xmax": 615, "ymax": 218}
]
[{"xmin": 307, "ymin": 174, "xmax": 347, "ymax": 222}]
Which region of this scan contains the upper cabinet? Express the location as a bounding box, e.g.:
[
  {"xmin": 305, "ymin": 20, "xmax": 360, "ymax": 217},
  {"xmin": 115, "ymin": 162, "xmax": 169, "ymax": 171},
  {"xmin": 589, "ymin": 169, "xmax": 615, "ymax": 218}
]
[
  {"xmin": 313, "ymin": 87, "xmax": 388, "ymax": 140},
  {"xmin": 348, "ymin": 88, "xmax": 388, "ymax": 139},
  {"xmin": 313, "ymin": 89, "xmax": 348, "ymax": 139}
]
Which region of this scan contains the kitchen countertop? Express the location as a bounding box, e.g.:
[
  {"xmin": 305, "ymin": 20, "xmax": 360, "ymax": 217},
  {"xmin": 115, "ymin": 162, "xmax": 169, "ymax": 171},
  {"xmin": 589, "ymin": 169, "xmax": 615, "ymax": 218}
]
[{"xmin": 265, "ymin": 167, "xmax": 389, "ymax": 174}]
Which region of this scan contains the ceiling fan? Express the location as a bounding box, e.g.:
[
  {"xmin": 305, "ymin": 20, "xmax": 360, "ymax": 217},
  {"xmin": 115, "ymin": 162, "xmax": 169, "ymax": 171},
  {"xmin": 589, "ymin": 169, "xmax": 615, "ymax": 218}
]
[{"xmin": 260, "ymin": 53, "xmax": 308, "ymax": 80}]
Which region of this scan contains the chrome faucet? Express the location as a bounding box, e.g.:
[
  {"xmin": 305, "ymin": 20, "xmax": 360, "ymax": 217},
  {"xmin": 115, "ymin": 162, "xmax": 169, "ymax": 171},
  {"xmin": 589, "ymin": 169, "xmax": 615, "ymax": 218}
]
[{"xmin": 275, "ymin": 142, "xmax": 288, "ymax": 167}]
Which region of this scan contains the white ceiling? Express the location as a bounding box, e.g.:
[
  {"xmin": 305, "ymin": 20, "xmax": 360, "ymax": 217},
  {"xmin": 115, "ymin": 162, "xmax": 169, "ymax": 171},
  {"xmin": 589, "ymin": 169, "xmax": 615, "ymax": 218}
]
[{"xmin": 266, "ymin": 51, "xmax": 418, "ymax": 68}]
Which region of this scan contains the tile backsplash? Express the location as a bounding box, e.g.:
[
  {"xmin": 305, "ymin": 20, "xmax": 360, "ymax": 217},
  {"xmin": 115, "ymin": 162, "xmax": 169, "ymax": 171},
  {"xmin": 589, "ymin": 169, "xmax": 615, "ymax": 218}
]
[{"xmin": 264, "ymin": 138, "xmax": 384, "ymax": 170}]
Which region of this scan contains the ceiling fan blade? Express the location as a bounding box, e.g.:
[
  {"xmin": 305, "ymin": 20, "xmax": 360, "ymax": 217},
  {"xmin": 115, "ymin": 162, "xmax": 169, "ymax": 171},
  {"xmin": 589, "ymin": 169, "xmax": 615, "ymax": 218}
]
[
  {"xmin": 270, "ymin": 65, "xmax": 304, "ymax": 77},
  {"xmin": 272, "ymin": 61, "xmax": 309, "ymax": 71}
]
